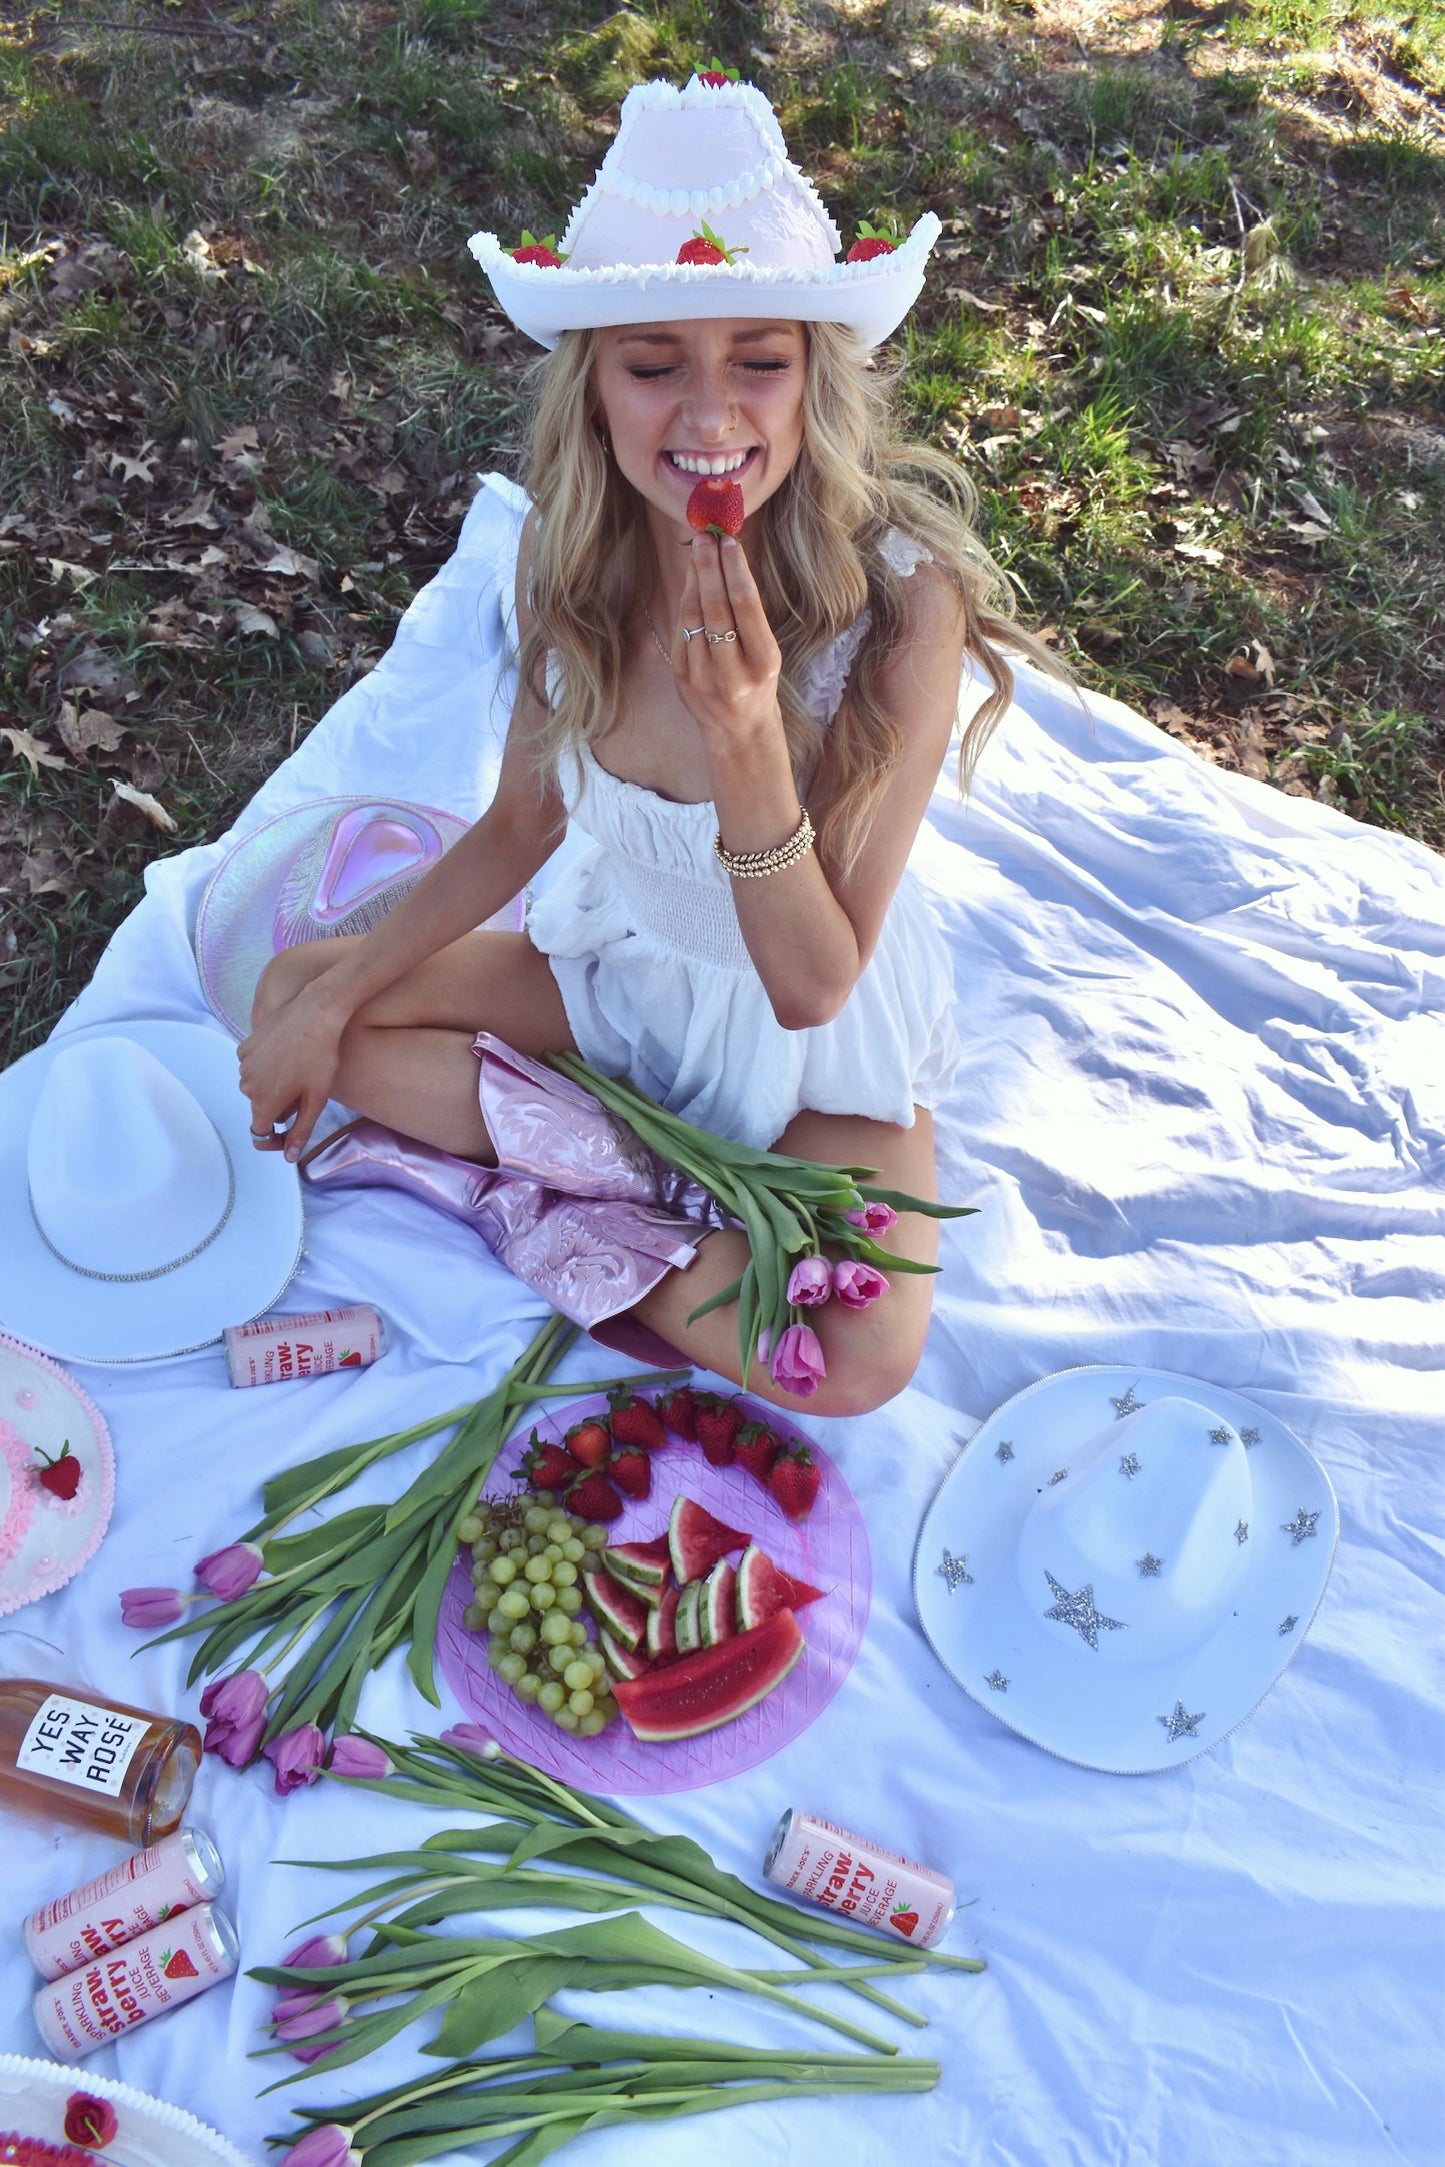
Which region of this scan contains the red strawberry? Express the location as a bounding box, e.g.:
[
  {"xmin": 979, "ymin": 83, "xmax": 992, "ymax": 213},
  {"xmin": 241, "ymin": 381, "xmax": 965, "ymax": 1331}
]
[
  {"xmin": 161, "ymin": 1945, "xmax": 198, "ymax": 1980},
  {"xmin": 889, "ymin": 1904, "xmax": 919, "ymax": 1938},
  {"xmin": 733, "ymin": 1419, "xmax": 780, "ymax": 1484},
  {"xmin": 846, "ymin": 220, "xmax": 899, "ymax": 263},
  {"xmin": 510, "ymin": 230, "xmax": 566, "ymax": 267},
  {"xmin": 608, "ymin": 1388, "xmax": 667, "ymax": 1453},
  {"xmin": 685, "ymin": 473, "xmax": 746, "ymax": 539},
  {"xmin": 694, "ymin": 1392, "xmax": 743, "ymax": 1466},
  {"xmin": 608, "ymin": 1446, "xmax": 652, "ymax": 1501},
  {"xmin": 567, "ymin": 1471, "xmax": 624, "ymax": 1523},
  {"xmin": 767, "ymin": 1441, "xmax": 820, "ymax": 1521},
  {"xmin": 565, "ymin": 1417, "xmax": 612, "ymax": 1470},
  {"xmin": 338, "ymin": 1349, "xmax": 362, "ymax": 1367},
  {"xmin": 517, "ymin": 1431, "xmax": 577, "ymax": 1494},
  {"xmin": 34, "ymin": 1442, "xmax": 82, "ymax": 1501},
  {"xmin": 697, "ymin": 57, "xmax": 740, "ymax": 85},
  {"xmin": 656, "ymin": 1385, "xmax": 698, "ymax": 1442},
  {"xmin": 64, "ymin": 2094, "xmax": 119, "ymax": 2147},
  {"xmin": 676, "ymin": 220, "xmax": 749, "ymax": 268}
]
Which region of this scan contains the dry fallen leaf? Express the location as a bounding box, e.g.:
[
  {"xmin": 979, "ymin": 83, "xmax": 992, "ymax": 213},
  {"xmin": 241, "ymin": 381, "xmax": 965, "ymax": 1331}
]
[
  {"xmin": 45, "ymin": 557, "xmax": 98, "ymax": 587},
  {"xmin": 110, "ymin": 778, "xmax": 177, "ymax": 831},
  {"xmin": 165, "ymin": 489, "xmax": 220, "ymax": 532},
  {"xmin": 57, "ymin": 697, "xmax": 128, "ymax": 758},
  {"xmin": 231, "ymin": 602, "xmax": 279, "ymax": 638},
  {"xmin": 1, "ymin": 725, "xmax": 68, "ymax": 777},
  {"xmin": 1175, "ymin": 540, "xmax": 1225, "ymax": 566},
  {"xmin": 109, "ymin": 442, "xmax": 161, "ymax": 485},
  {"xmin": 214, "ymin": 422, "xmax": 262, "ymax": 461}
]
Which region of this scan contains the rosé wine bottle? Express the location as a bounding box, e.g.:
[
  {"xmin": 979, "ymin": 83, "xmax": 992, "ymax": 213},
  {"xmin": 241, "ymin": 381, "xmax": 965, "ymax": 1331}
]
[
  {"xmin": 24, "ymin": 1826, "xmax": 225, "ymax": 1982},
  {"xmin": 0, "ymin": 1677, "xmax": 200, "ymax": 1844},
  {"xmin": 32, "ymin": 1901, "xmax": 239, "ymax": 2062}
]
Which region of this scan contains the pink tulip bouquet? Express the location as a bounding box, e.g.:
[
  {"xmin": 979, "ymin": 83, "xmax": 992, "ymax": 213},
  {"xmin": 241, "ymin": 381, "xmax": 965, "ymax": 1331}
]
[{"xmin": 548, "ymin": 1053, "xmax": 975, "ymax": 1396}]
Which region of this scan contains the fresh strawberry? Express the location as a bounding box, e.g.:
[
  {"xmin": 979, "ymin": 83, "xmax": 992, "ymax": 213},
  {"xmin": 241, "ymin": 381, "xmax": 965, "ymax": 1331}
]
[
  {"xmin": 846, "ymin": 220, "xmax": 899, "ymax": 263},
  {"xmin": 565, "ymin": 1417, "xmax": 612, "ymax": 1470},
  {"xmin": 608, "ymin": 1446, "xmax": 652, "ymax": 1501},
  {"xmin": 567, "ymin": 1470, "xmax": 624, "ymax": 1523},
  {"xmin": 656, "ymin": 1384, "xmax": 698, "ymax": 1442},
  {"xmin": 733, "ymin": 1418, "xmax": 781, "ymax": 1483},
  {"xmin": 161, "ymin": 1945, "xmax": 198, "ymax": 1980},
  {"xmin": 694, "ymin": 1392, "xmax": 743, "ymax": 1466},
  {"xmin": 675, "ymin": 220, "xmax": 749, "ymax": 268},
  {"xmin": 685, "ymin": 473, "xmax": 746, "ymax": 539},
  {"xmin": 33, "ymin": 1442, "xmax": 82, "ymax": 1501},
  {"xmin": 608, "ymin": 1388, "xmax": 667, "ymax": 1453},
  {"xmin": 696, "ymin": 56, "xmax": 740, "ymax": 85},
  {"xmin": 516, "ymin": 1429, "xmax": 579, "ymax": 1494},
  {"xmin": 510, "ymin": 230, "xmax": 567, "ymax": 267},
  {"xmin": 889, "ymin": 1904, "xmax": 919, "ymax": 1937},
  {"xmin": 64, "ymin": 2094, "xmax": 119, "ymax": 2147},
  {"xmin": 767, "ymin": 1441, "xmax": 820, "ymax": 1521}
]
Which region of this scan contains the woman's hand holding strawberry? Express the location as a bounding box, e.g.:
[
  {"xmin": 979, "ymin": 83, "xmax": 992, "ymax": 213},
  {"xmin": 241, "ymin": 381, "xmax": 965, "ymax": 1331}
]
[{"xmin": 672, "ymin": 532, "xmax": 785, "ymax": 756}]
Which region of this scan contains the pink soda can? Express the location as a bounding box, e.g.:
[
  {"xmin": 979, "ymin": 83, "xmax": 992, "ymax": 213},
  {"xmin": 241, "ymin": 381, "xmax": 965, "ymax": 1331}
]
[
  {"xmin": 24, "ymin": 1825, "xmax": 224, "ymax": 1982},
  {"xmin": 763, "ymin": 1808, "xmax": 956, "ymax": 1949},
  {"xmin": 224, "ymin": 1303, "xmax": 385, "ymax": 1387},
  {"xmin": 32, "ymin": 1900, "xmax": 239, "ymax": 2062}
]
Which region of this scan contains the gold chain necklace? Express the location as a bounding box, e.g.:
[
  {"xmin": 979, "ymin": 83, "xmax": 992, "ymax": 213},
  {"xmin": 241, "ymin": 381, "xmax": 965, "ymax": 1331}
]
[{"xmin": 639, "ymin": 599, "xmax": 672, "ymax": 667}]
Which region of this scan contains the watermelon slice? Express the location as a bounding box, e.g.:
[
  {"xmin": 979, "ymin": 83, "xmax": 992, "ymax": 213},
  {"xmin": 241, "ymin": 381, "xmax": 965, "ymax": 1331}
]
[
  {"xmin": 599, "ymin": 1626, "xmax": 650, "ymax": 1680},
  {"xmin": 646, "ymin": 1582, "xmax": 681, "ymax": 1661},
  {"xmin": 581, "ymin": 1569, "xmax": 649, "ymax": 1652},
  {"xmin": 668, "ymin": 1495, "xmax": 750, "ymax": 1584},
  {"xmin": 603, "ymin": 1536, "xmax": 671, "ymax": 1592},
  {"xmin": 612, "ymin": 1610, "xmax": 804, "ymax": 1742},
  {"xmin": 735, "ymin": 1543, "xmax": 824, "ymax": 1633},
  {"xmin": 699, "ymin": 1558, "xmax": 737, "ymax": 1648},
  {"xmin": 673, "ymin": 1578, "xmax": 704, "ymax": 1655}
]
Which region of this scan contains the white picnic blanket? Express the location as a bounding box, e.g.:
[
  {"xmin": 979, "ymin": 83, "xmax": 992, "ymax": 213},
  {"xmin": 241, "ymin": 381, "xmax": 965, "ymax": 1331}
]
[{"xmin": 3, "ymin": 474, "xmax": 1442, "ymax": 2166}]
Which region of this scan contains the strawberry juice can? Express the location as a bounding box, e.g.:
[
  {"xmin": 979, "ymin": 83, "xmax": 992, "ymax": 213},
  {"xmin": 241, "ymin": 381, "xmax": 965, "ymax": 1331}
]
[
  {"xmin": 763, "ymin": 1809, "xmax": 955, "ymax": 1948},
  {"xmin": 224, "ymin": 1303, "xmax": 385, "ymax": 1387},
  {"xmin": 24, "ymin": 1825, "xmax": 224, "ymax": 1982},
  {"xmin": 32, "ymin": 1901, "xmax": 239, "ymax": 2061}
]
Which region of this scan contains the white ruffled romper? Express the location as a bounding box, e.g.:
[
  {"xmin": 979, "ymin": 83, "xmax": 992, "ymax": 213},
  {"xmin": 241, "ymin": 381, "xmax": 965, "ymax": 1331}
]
[{"xmin": 526, "ymin": 531, "xmax": 963, "ymax": 1152}]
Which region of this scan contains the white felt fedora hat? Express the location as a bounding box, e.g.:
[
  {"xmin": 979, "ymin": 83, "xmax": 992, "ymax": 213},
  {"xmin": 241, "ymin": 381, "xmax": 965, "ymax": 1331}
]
[
  {"xmin": 0, "ymin": 1021, "xmax": 303, "ymax": 1364},
  {"xmin": 470, "ymin": 74, "xmax": 940, "ymax": 350},
  {"xmin": 914, "ymin": 1367, "xmax": 1337, "ymax": 1774}
]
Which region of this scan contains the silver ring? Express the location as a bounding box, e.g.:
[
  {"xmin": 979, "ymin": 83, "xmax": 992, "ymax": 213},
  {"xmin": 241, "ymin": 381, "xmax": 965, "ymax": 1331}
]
[
  {"xmin": 681, "ymin": 625, "xmax": 707, "ymax": 643},
  {"xmin": 706, "ymin": 629, "xmax": 737, "ymax": 645}
]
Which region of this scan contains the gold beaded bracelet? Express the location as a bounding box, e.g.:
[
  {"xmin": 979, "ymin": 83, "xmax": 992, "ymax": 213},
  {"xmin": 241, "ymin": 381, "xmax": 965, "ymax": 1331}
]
[{"xmin": 713, "ymin": 808, "xmax": 816, "ymax": 879}]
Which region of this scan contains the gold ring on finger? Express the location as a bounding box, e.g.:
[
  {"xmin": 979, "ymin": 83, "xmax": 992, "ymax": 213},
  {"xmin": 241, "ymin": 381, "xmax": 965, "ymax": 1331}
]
[{"xmin": 706, "ymin": 629, "xmax": 736, "ymax": 645}]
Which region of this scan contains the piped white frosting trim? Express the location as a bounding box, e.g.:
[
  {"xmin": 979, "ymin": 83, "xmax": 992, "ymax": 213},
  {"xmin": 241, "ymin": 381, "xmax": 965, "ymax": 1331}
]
[{"xmin": 474, "ymin": 212, "xmax": 939, "ymax": 294}]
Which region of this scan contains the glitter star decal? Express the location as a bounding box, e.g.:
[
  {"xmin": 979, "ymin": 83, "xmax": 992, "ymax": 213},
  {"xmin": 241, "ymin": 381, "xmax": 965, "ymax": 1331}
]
[
  {"xmin": 994, "ymin": 1439, "xmax": 1014, "ymax": 1463},
  {"xmin": 1281, "ymin": 1508, "xmax": 1320, "ymax": 1546},
  {"xmin": 1110, "ymin": 1385, "xmax": 1143, "ymax": 1420},
  {"xmin": 1043, "ymin": 1571, "xmax": 1127, "ymax": 1649},
  {"xmin": 1240, "ymin": 1426, "xmax": 1260, "ymax": 1448},
  {"xmin": 1048, "ymin": 1467, "xmax": 1069, "ymax": 1485},
  {"xmin": 1158, "ymin": 1701, "xmax": 1205, "ymax": 1743},
  {"xmin": 984, "ymin": 1670, "xmax": 1009, "ymax": 1693},
  {"xmin": 1136, "ymin": 1552, "xmax": 1162, "ymax": 1577},
  {"xmin": 1119, "ymin": 1453, "xmax": 1141, "ymax": 1479},
  {"xmin": 1234, "ymin": 1520, "xmax": 1249, "ymax": 1545},
  {"xmin": 1278, "ymin": 1615, "xmax": 1299, "ymax": 1635},
  {"xmin": 937, "ymin": 1549, "xmax": 974, "ymax": 1592},
  {"xmin": 1208, "ymin": 1425, "xmax": 1233, "ymax": 1446}
]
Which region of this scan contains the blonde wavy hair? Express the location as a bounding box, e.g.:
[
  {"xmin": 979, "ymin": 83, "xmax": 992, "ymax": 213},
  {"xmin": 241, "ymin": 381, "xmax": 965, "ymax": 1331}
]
[{"xmin": 517, "ymin": 321, "xmax": 1073, "ymax": 874}]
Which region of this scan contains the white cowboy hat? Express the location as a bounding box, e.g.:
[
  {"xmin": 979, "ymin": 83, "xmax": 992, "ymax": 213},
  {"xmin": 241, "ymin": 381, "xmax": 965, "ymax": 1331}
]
[
  {"xmin": 0, "ymin": 2052, "xmax": 252, "ymax": 2167},
  {"xmin": 470, "ymin": 74, "xmax": 941, "ymax": 350},
  {"xmin": 0, "ymin": 1022, "xmax": 302, "ymax": 1364},
  {"xmin": 913, "ymin": 1367, "xmax": 1338, "ymax": 1774}
]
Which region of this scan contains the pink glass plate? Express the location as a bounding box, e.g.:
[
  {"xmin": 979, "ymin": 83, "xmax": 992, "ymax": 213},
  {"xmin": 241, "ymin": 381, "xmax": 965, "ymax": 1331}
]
[{"xmin": 436, "ymin": 1388, "xmax": 871, "ymax": 1794}]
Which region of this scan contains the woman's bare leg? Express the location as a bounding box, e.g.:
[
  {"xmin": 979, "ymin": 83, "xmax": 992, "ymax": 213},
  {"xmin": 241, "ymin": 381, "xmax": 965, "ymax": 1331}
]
[{"xmin": 633, "ymin": 1106, "xmax": 941, "ymax": 1420}]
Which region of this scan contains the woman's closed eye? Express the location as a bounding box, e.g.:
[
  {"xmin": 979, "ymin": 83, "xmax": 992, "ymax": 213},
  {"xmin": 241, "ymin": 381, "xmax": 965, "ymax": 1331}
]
[{"xmin": 628, "ymin": 360, "xmax": 794, "ymax": 381}]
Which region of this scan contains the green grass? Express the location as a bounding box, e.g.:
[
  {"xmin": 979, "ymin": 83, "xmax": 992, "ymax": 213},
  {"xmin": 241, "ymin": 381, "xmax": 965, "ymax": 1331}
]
[{"xmin": 1, "ymin": 0, "xmax": 1442, "ymax": 1058}]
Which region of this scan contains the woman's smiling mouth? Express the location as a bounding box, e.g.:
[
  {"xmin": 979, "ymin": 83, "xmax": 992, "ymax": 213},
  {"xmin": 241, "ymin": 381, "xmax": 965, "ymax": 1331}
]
[{"xmin": 663, "ymin": 447, "xmax": 759, "ymax": 477}]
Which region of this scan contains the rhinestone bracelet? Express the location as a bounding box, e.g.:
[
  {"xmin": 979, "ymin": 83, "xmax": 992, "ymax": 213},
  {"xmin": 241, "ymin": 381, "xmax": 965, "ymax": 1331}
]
[{"xmin": 714, "ymin": 808, "xmax": 816, "ymax": 879}]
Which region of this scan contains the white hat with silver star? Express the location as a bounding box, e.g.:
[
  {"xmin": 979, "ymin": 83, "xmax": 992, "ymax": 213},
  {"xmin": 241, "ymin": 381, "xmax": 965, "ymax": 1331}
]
[
  {"xmin": 914, "ymin": 1367, "xmax": 1337, "ymax": 1773},
  {"xmin": 469, "ymin": 75, "xmax": 940, "ymax": 351}
]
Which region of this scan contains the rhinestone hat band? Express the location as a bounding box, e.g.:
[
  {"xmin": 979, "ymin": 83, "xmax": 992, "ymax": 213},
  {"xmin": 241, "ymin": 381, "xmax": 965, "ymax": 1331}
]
[{"xmin": 28, "ymin": 1138, "xmax": 237, "ymax": 1283}]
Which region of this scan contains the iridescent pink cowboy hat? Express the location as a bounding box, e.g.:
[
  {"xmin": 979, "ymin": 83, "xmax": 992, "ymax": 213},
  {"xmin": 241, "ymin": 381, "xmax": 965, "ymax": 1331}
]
[{"xmin": 194, "ymin": 796, "xmax": 524, "ymax": 1041}]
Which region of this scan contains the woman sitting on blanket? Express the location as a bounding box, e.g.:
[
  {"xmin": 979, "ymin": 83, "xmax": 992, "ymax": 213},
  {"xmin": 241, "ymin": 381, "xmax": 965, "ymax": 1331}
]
[{"xmin": 237, "ymin": 75, "xmax": 1061, "ymax": 1415}]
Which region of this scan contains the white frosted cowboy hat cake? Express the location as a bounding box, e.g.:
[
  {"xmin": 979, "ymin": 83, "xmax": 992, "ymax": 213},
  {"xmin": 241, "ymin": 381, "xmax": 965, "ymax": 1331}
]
[{"xmin": 470, "ymin": 72, "xmax": 941, "ymax": 349}]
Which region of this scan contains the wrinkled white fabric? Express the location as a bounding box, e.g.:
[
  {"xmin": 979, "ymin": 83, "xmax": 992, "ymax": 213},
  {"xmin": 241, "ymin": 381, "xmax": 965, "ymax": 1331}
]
[
  {"xmin": 529, "ymin": 521, "xmax": 959, "ymax": 1147},
  {"xmin": 2, "ymin": 472, "xmax": 1440, "ymax": 2167}
]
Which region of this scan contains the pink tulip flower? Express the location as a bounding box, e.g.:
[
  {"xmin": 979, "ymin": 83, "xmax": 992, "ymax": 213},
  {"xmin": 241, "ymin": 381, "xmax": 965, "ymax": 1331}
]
[
  {"xmin": 328, "ymin": 1735, "xmax": 394, "ymax": 1780},
  {"xmin": 264, "ymin": 1721, "xmax": 327, "ymax": 1795},
  {"xmin": 199, "ymin": 1669, "xmax": 269, "ymax": 1769},
  {"xmin": 286, "ymin": 2126, "xmax": 362, "ymax": 2167},
  {"xmin": 119, "ymin": 1587, "xmax": 186, "ymax": 1629},
  {"xmin": 769, "ymin": 1323, "xmax": 827, "ymax": 1397},
  {"xmin": 846, "ymin": 1199, "xmax": 898, "ymax": 1236},
  {"xmin": 440, "ymin": 1722, "xmax": 498, "ymax": 1757},
  {"xmin": 785, "ymin": 1256, "xmax": 831, "ymax": 1307},
  {"xmin": 832, "ymin": 1259, "xmax": 890, "ymax": 1310},
  {"xmin": 194, "ymin": 1541, "xmax": 264, "ymax": 1600},
  {"xmin": 282, "ymin": 1932, "xmax": 350, "ymax": 1973},
  {"xmin": 274, "ymin": 1992, "xmax": 349, "ymax": 2043}
]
